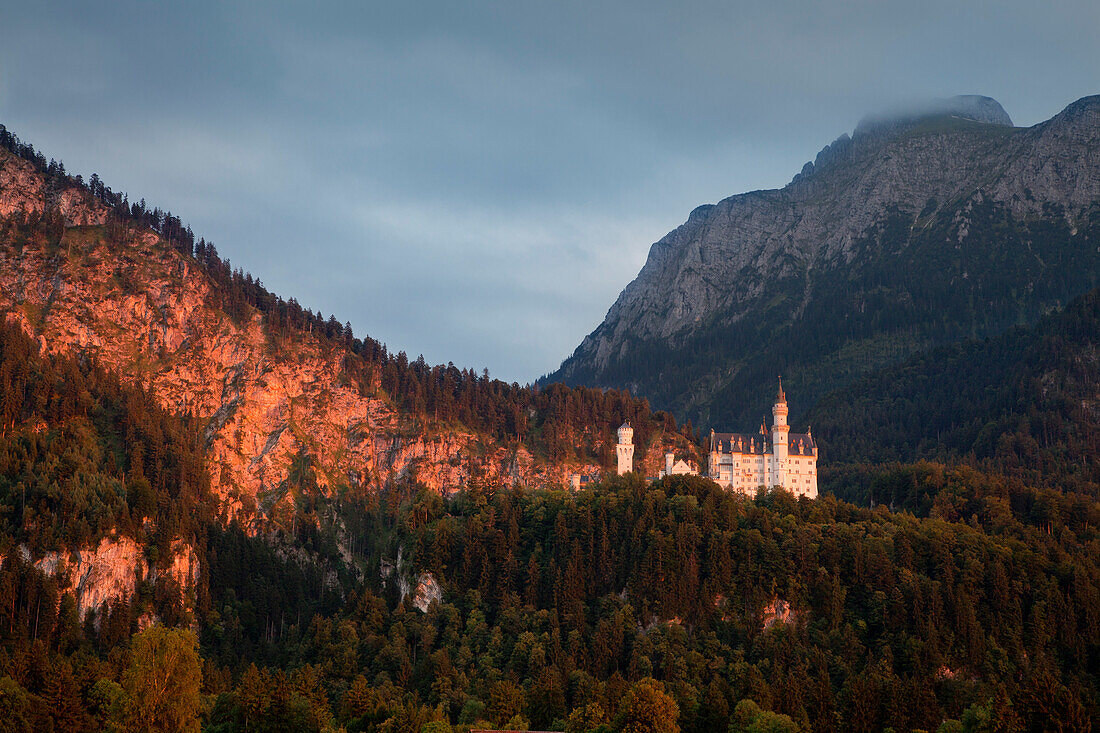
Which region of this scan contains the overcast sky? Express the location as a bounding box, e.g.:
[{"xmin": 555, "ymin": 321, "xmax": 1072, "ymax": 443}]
[{"xmin": 2, "ymin": 2, "xmax": 1097, "ymax": 382}]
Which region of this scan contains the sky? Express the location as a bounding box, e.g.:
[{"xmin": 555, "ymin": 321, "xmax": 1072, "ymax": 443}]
[{"xmin": 2, "ymin": 2, "xmax": 1098, "ymax": 383}]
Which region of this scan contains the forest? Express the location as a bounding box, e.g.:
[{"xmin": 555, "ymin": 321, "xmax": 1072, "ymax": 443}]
[
  {"xmin": 808, "ymin": 287, "xmax": 1100, "ymax": 498},
  {"xmin": 0, "ymin": 301, "xmax": 1096, "ymax": 730},
  {"xmin": 3, "ymin": 459, "xmax": 1098, "ymax": 730}
]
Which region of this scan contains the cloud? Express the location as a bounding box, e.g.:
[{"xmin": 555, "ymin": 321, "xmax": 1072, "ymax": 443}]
[{"xmin": 2, "ymin": 1, "xmax": 1098, "ymax": 382}]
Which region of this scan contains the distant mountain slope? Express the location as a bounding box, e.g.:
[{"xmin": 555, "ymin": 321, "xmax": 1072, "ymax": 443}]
[
  {"xmin": 809, "ymin": 287, "xmax": 1100, "ymax": 495},
  {"xmin": 545, "ymin": 95, "xmax": 1100, "ymax": 430},
  {"xmin": 0, "ymin": 132, "xmax": 695, "ymax": 530}
]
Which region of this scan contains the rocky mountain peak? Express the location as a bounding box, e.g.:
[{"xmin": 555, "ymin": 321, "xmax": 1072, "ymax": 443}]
[
  {"xmin": 794, "ymin": 96, "xmax": 1014, "ymax": 183},
  {"xmin": 545, "ymin": 95, "xmax": 1100, "ymax": 430},
  {"xmin": 853, "ymin": 94, "xmax": 1014, "ymax": 137}
]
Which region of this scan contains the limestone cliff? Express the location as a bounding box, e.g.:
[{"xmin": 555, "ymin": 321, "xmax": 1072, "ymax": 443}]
[
  {"xmin": 26, "ymin": 537, "xmax": 199, "ymax": 620},
  {"xmin": 546, "ymin": 95, "xmax": 1100, "ymax": 428}
]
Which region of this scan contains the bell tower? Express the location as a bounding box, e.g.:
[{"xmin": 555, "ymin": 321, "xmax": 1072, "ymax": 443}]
[{"xmin": 616, "ymin": 422, "xmax": 634, "ymax": 475}]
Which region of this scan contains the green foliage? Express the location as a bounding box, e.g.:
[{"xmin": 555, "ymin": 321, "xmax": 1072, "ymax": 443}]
[
  {"xmin": 122, "ymin": 625, "xmax": 202, "ymax": 733},
  {"xmin": 566, "ymin": 701, "xmax": 610, "ymax": 732},
  {"xmin": 87, "ymin": 677, "xmax": 126, "ymax": 732},
  {"xmin": 0, "ymin": 320, "xmax": 211, "ymax": 554},
  {"xmin": 728, "ymin": 699, "xmax": 799, "ymax": 733},
  {"xmin": 421, "ymin": 721, "xmax": 453, "ymax": 733},
  {"xmin": 0, "ymin": 676, "xmax": 37, "ymax": 733},
  {"xmin": 615, "ymin": 678, "xmax": 679, "ymax": 733}
]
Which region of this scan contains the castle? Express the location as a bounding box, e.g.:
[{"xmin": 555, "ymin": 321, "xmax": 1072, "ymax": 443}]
[
  {"xmin": 614, "ymin": 379, "xmax": 818, "ymax": 498},
  {"xmin": 706, "ymin": 379, "xmax": 818, "ymax": 498}
]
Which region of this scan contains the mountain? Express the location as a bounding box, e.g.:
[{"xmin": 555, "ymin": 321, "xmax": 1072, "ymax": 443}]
[
  {"xmin": 544, "ymin": 95, "xmax": 1100, "ymax": 431},
  {"xmin": 0, "ymin": 133, "xmax": 695, "ymax": 532}
]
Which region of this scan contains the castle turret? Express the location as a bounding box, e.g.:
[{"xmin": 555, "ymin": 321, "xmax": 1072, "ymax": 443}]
[
  {"xmin": 664, "ymin": 451, "xmax": 674, "ymax": 477},
  {"xmin": 708, "ymin": 429, "xmax": 720, "ymax": 478},
  {"xmin": 770, "ymin": 377, "xmax": 789, "ymax": 486},
  {"xmin": 616, "ymin": 422, "xmax": 634, "ymax": 475}
]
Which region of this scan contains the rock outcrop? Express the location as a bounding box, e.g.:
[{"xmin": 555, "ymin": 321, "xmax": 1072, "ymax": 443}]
[
  {"xmin": 408, "ymin": 572, "xmax": 442, "ymax": 612},
  {"xmin": 0, "ymin": 153, "xmax": 107, "ymax": 226},
  {"xmin": 26, "ymin": 537, "xmax": 199, "ymax": 620},
  {"xmin": 761, "ymin": 598, "xmax": 796, "ymax": 630},
  {"xmin": 546, "ymin": 95, "xmax": 1100, "ymax": 428}
]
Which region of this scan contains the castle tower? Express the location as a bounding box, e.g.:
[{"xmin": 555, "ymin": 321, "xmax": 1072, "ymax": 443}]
[
  {"xmin": 708, "ymin": 429, "xmax": 720, "ymax": 479},
  {"xmin": 770, "ymin": 377, "xmax": 790, "ymax": 487},
  {"xmin": 616, "ymin": 422, "xmax": 634, "ymax": 475}
]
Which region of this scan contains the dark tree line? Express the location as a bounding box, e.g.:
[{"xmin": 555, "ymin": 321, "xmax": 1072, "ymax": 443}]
[{"xmin": 192, "ymin": 472, "xmax": 1098, "ymax": 732}]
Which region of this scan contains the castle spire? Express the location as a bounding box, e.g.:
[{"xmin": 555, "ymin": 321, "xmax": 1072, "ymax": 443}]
[{"xmin": 776, "ymin": 375, "xmax": 786, "ymax": 403}]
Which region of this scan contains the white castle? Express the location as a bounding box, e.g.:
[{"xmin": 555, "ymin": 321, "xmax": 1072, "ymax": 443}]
[
  {"xmin": 707, "ymin": 379, "xmax": 818, "ymax": 498},
  {"xmin": 613, "ymin": 379, "xmax": 818, "ymax": 498}
]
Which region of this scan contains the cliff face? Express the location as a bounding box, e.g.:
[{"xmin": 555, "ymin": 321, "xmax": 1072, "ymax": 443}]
[
  {"xmin": 0, "ymin": 153, "xmax": 107, "ymax": 226},
  {"xmin": 546, "ymin": 95, "xmax": 1100, "ymax": 428},
  {"xmin": 27, "ymin": 537, "xmax": 199, "ymax": 620},
  {"xmin": 0, "ymin": 149, "xmax": 629, "ymax": 530}
]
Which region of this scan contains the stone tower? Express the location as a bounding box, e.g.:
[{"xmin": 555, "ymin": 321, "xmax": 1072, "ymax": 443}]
[
  {"xmin": 708, "ymin": 429, "xmax": 720, "ymax": 478},
  {"xmin": 616, "ymin": 422, "xmax": 634, "ymax": 475},
  {"xmin": 770, "ymin": 377, "xmax": 789, "ymax": 486}
]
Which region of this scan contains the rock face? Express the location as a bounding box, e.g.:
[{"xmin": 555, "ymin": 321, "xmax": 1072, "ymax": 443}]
[
  {"xmin": 408, "ymin": 572, "xmax": 442, "ymax": 612},
  {"xmin": 0, "ymin": 148, "xmax": 622, "ymax": 528},
  {"xmin": 0, "ymin": 153, "xmax": 107, "ymax": 226},
  {"xmin": 761, "ymin": 598, "xmax": 796, "ymax": 630},
  {"xmin": 27, "ymin": 537, "xmax": 199, "ymax": 620},
  {"xmin": 546, "ymin": 95, "xmax": 1100, "ymax": 428}
]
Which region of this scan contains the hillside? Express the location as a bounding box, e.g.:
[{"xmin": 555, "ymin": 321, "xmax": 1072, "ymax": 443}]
[
  {"xmin": 544, "ymin": 95, "xmax": 1100, "ymax": 431},
  {"xmin": 0, "ymin": 131, "xmax": 696, "ymax": 532},
  {"xmin": 809, "ymin": 286, "xmax": 1100, "ymax": 497}
]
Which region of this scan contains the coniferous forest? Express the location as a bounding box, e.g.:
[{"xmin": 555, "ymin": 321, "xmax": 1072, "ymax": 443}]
[{"xmin": 1, "ymin": 128, "xmax": 1099, "ymax": 732}]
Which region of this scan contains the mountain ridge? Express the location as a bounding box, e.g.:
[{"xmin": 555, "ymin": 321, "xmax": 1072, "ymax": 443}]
[
  {"xmin": 544, "ymin": 94, "xmax": 1100, "ymax": 430},
  {"xmin": 1, "ymin": 107, "xmax": 1099, "ymax": 733},
  {"xmin": 0, "ymin": 134, "xmax": 696, "ymax": 533}
]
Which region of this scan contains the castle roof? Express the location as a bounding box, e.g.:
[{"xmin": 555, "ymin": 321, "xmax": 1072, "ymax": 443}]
[
  {"xmin": 710, "ymin": 432, "xmax": 769, "ymax": 454},
  {"xmin": 788, "ymin": 433, "xmax": 816, "ymax": 456},
  {"xmin": 710, "ymin": 431, "xmax": 816, "ymax": 456},
  {"xmin": 776, "ymin": 376, "xmax": 786, "ymax": 403}
]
